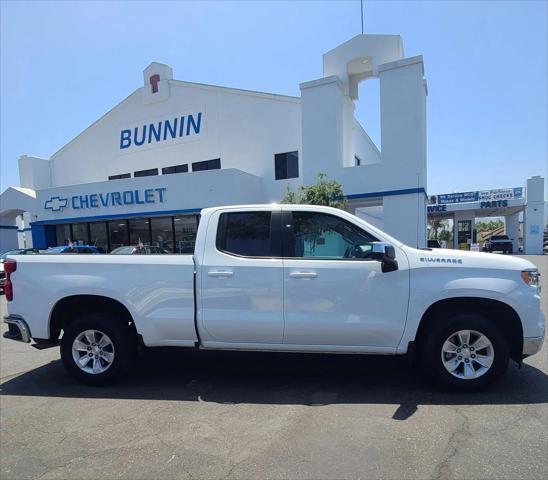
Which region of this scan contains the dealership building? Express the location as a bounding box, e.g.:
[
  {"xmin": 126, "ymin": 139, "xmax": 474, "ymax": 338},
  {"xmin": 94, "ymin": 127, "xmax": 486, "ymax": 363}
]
[
  {"xmin": 428, "ymin": 178, "xmax": 545, "ymax": 254},
  {"xmin": 0, "ymin": 34, "xmax": 545, "ymax": 254}
]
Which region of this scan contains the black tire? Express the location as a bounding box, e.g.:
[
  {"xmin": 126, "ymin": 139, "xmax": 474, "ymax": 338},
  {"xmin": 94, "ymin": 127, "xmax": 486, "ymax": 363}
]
[
  {"xmin": 60, "ymin": 312, "xmax": 137, "ymax": 385},
  {"xmin": 420, "ymin": 313, "xmax": 509, "ymax": 392}
]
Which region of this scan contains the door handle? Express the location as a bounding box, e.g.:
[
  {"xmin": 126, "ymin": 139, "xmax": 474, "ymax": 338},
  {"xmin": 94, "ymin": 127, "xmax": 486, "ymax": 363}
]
[
  {"xmin": 208, "ymin": 270, "xmax": 234, "ymax": 277},
  {"xmin": 289, "ymin": 271, "xmax": 317, "ymax": 279}
]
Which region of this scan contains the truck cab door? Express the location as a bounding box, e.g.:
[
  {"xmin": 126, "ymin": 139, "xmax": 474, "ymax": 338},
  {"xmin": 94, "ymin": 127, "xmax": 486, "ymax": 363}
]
[
  {"xmin": 198, "ymin": 207, "xmax": 284, "ymax": 345},
  {"xmin": 281, "ymin": 209, "xmax": 410, "ymax": 349}
]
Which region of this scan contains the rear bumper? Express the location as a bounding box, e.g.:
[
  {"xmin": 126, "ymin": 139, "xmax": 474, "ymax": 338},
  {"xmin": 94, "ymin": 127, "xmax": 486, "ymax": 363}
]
[{"xmin": 3, "ymin": 315, "xmax": 31, "ymax": 343}]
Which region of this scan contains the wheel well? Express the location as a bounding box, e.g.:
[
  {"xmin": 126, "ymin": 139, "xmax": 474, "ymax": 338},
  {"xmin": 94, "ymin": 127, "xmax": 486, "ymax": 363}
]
[
  {"xmin": 49, "ymin": 295, "xmax": 138, "ymax": 341},
  {"xmin": 415, "ymin": 297, "xmax": 523, "ymax": 362}
]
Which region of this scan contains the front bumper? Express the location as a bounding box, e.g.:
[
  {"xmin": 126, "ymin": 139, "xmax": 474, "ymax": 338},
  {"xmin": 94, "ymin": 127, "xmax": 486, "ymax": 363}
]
[
  {"xmin": 523, "ymin": 336, "xmax": 544, "ymax": 356},
  {"xmin": 3, "ymin": 315, "xmax": 31, "ymax": 343}
]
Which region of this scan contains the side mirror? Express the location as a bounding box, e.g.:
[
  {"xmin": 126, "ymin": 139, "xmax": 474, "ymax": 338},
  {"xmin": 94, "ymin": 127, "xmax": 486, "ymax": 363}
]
[{"xmin": 370, "ymin": 242, "xmax": 398, "ymax": 273}]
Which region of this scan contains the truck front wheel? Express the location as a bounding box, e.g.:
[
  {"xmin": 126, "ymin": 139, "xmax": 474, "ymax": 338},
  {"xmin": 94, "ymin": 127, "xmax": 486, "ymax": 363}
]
[
  {"xmin": 60, "ymin": 313, "xmax": 136, "ymax": 385},
  {"xmin": 420, "ymin": 313, "xmax": 509, "ymax": 391}
]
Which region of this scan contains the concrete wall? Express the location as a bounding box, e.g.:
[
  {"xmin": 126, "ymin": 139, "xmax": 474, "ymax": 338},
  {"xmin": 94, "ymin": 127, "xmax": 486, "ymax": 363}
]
[
  {"xmin": 0, "ymin": 227, "xmax": 18, "ymax": 252},
  {"xmin": 33, "ymin": 168, "xmax": 266, "ymax": 225},
  {"xmin": 19, "ymin": 156, "xmax": 51, "ymax": 191}
]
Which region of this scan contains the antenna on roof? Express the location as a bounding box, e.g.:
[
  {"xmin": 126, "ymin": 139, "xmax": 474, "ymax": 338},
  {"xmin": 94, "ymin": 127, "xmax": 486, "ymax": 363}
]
[{"xmin": 360, "ymin": 0, "xmax": 364, "ymax": 35}]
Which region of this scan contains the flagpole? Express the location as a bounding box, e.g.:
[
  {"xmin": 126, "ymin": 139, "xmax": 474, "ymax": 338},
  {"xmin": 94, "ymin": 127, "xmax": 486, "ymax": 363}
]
[{"xmin": 360, "ymin": 0, "xmax": 364, "ymax": 35}]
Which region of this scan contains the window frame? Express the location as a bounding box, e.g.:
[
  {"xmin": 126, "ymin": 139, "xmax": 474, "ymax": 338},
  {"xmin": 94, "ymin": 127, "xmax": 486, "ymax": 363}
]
[
  {"xmin": 134, "ymin": 168, "xmax": 159, "ymax": 178},
  {"xmin": 274, "ymin": 151, "xmax": 299, "ymax": 180},
  {"xmin": 281, "ymin": 210, "xmax": 379, "ymax": 260},
  {"xmin": 215, "ymin": 210, "xmax": 282, "ymax": 259},
  {"xmin": 162, "ymin": 164, "xmax": 188, "ymax": 175},
  {"xmin": 108, "ymin": 173, "xmax": 131, "ymax": 180},
  {"xmin": 192, "ymin": 158, "xmax": 221, "ymax": 172}
]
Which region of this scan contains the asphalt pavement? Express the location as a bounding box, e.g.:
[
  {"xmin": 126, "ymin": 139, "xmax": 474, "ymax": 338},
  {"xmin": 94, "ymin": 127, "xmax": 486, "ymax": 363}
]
[{"xmin": 1, "ymin": 255, "xmax": 547, "ymax": 479}]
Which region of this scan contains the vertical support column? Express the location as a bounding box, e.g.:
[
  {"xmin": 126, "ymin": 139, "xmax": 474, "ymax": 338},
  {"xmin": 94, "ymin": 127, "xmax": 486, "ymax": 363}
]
[
  {"xmin": 383, "ymin": 193, "xmax": 426, "ymax": 248},
  {"xmin": 505, "ymin": 212, "xmax": 521, "ymax": 253},
  {"xmin": 379, "ymin": 57, "xmax": 427, "ymax": 190},
  {"xmin": 523, "ymin": 176, "xmax": 545, "ymax": 254},
  {"xmin": 300, "ymin": 76, "xmax": 346, "ymax": 185},
  {"xmin": 379, "ymin": 56, "xmax": 427, "ymax": 247},
  {"xmin": 16, "ymin": 214, "xmax": 25, "ymax": 248}
]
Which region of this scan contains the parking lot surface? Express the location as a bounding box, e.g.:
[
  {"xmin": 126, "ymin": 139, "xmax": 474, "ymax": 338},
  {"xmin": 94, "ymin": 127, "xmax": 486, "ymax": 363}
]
[{"xmin": 1, "ymin": 256, "xmax": 547, "ymax": 480}]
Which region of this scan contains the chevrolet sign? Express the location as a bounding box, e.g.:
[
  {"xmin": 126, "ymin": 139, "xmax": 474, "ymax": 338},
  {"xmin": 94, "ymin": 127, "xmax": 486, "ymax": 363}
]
[{"xmin": 44, "ymin": 188, "xmax": 167, "ymax": 212}]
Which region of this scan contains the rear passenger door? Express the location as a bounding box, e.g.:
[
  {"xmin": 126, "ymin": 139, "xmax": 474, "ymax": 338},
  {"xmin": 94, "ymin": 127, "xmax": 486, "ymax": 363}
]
[{"xmin": 199, "ymin": 207, "xmax": 284, "ymax": 345}]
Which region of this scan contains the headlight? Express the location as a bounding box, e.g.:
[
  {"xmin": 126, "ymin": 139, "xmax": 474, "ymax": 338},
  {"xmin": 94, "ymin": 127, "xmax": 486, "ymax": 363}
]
[{"xmin": 521, "ymin": 269, "xmax": 541, "ymax": 291}]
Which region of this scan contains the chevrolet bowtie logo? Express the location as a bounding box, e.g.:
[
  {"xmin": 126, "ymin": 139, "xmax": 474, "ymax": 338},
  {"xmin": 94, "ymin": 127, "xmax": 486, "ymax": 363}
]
[{"xmin": 44, "ymin": 196, "xmax": 68, "ymax": 212}]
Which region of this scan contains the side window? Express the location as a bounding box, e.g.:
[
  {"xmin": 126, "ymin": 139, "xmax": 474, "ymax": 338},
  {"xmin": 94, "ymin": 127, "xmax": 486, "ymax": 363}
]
[
  {"xmin": 217, "ymin": 211, "xmax": 273, "ymax": 257},
  {"xmin": 274, "ymin": 151, "xmax": 299, "ymax": 180},
  {"xmin": 289, "ymin": 211, "xmax": 378, "ymax": 259}
]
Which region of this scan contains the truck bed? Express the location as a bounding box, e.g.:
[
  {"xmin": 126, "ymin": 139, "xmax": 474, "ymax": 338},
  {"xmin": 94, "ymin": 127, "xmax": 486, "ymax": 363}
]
[{"xmin": 8, "ymin": 254, "xmax": 198, "ymax": 346}]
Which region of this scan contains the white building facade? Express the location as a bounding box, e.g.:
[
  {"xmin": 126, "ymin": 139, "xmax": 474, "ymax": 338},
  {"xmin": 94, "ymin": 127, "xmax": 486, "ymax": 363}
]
[{"xmin": 1, "ymin": 34, "xmax": 432, "ymax": 253}]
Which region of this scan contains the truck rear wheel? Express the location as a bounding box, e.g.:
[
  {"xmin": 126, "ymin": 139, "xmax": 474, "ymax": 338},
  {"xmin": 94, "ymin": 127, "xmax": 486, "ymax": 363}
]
[
  {"xmin": 60, "ymin": 313, "xmax": 136, "ymax": 385},
  {"xmin": 420, "ymin": 313, "xmax": 509, "ymax": 391}
]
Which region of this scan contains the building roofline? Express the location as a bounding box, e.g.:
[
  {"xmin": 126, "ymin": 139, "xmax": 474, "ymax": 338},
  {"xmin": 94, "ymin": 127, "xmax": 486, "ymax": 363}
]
[
  {"xmin": 171, "ymin": 79, "xmax": 301, "ymax": 103},
  {"xmin": 48, "ymin": 79, "xmax": 300, "ymax": 161},
  {"xmin": 50, "ymin": 88, "xmax": 142, "ymax": 160}
]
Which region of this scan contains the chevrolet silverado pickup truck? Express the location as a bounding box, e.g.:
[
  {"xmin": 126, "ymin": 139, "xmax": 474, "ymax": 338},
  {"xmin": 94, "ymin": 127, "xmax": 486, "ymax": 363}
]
[{"xmin": 3, "ymin": 205, "xmax": 545, "ymax": 391}]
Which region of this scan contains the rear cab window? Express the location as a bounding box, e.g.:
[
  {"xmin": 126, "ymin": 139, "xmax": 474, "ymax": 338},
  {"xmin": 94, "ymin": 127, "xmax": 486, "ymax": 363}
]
[{"xmin": 216, "ymin": 211, "xmax": 280, "ymax": 257}]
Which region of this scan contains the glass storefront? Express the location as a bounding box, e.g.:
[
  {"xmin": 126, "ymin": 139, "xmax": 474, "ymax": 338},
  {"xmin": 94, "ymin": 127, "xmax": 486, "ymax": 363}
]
[
  {"xmin": 72, "ymin": 223, "xmax": 89, "ymax": 245},
  {"xmin": 174, "ymin": 215, "xmax": 198, "ymax": 253},
  {"xmin": 55, "ymin": 224, "xmax": 71, "ymax": 246},
  {"xmin": 89, "ymin": 222, "xmax": 108, "ymax": 252},
  {"xmin": 128, "ymin": 218, "xmax": 150, "ymax": 246},
  {"xmin": 151, "ymin": 216, "xmax": 174, "ymax": 252},
  {"xmin": 108, "ymin": 220, "xmax": 129, "ymax": 250},
  {"xmin": 52, "ymin": 214, "xmax": 198, "ymax": 253}
]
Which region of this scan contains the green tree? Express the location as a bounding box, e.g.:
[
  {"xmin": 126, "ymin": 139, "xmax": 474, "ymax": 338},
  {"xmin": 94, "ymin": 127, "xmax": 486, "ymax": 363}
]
[
  {"xmin": 475, "ymin": 219, "xmax": 504, "ymax": 233},
  {"xmin": 282, "ymin": 173, "xmax": 348, "ymax": 210},
  {"xmin": 428, "ymin": 219, "xmax": 443, "ymax": 240},
  {"xmin": 438, "ymin": 229, "xmax": 453, "ymax": 242},
  {"xmin": 428, "ymin": 219, "xmax": 452, "ymax": 240}
]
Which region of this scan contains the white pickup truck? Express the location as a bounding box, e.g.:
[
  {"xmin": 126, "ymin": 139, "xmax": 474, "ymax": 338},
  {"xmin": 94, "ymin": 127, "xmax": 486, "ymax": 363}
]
[{"xmin": 3, "ymin": 205, "xmax": 545, "ymax": 391}]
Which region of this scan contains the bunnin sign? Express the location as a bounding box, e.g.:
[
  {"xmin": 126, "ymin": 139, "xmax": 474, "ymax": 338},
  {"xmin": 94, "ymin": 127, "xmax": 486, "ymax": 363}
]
[
  {"xmin": 119, "ymin": 111, "xmax": 203, "ymax": 150},
  {"xmin": 44, "ymin": 187, "xmax": 167, "ymax": 213},
  {"xmin": 432, "ymin": 187, "xmax": 524, "ymax": 205}
]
